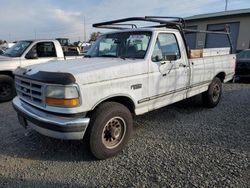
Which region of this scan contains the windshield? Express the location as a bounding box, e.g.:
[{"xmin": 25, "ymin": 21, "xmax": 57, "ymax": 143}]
[
  {"xmin": 3, "ymin": 41, "xmax": 32, "ymax": 57},
  {"xmin": 87, "ymin": 31, "xmax": 152, "ymax": 59}
]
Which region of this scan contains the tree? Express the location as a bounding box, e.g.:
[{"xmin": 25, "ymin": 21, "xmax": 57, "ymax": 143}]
[{"xmin": 89, "ymin": 32, "xmax": 101, "ymax": 43}]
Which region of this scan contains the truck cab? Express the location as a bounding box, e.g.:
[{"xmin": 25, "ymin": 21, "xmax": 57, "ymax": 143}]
[
  {"xmin": 1, "ymin": 40, "xmax": 65, "ymax": 67},
  {"xmin": 0, "ymin": 39, "xmax": 82, "ymax": 102}
]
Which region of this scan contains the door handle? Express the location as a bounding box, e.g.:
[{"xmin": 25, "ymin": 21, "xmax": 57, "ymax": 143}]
[{"xmin": 179, "ymin": 63, "xmax": 187, "ymax": 68}]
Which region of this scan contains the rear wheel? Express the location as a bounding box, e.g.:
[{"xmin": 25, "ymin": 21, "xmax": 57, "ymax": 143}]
[
  {"xmin": 88, "ymin": 102, "xmax": 133, "ymax": 159},
  {"xmin": 202, "ymin": 77, "xmax": 222, "ymax": 108},
  {"xmin": 0, "ymin": 75, "xmax": 15, "ymax": 102}
]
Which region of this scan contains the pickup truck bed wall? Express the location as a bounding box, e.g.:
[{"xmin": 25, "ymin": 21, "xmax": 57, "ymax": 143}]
[{"xmin": 188, "ymin": 54, "xmax": 235, "ymax": 97}]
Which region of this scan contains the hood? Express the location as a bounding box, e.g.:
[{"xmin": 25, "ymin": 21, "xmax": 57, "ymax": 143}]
[
  {"xmin": 0, "ymin": 55, "xmax": 14, "ymax": 61},
  {"xmin": 0, "ymin": 56, "xmax": 20, "ymax": 70},
  {"xmin": 24, "ymin": 57, "xmax": 147, "ymax": 85}
]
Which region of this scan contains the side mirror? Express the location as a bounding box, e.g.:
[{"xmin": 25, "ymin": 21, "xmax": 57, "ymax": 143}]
[
  {"xmin": 164, "ymin": 54, "xmax": 177, "ymax": 61},
  {"xmin": 159, "ymin": 54, "xmax": 178, "ymax": 65},
  {"xmin": 152, "ymin": 53, "xmax": 178, "ymax": 64},
  {"xmin": 25, "ymin": 50, "xmax": 38, "ymax": 59},
  {"xmin": 154, "ymin": 55, "xmax": 162, "ymax": 62}
]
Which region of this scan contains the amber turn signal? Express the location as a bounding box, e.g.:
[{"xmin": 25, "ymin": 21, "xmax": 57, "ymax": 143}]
[{"xmin": 46, "ymin": 98, "xmax": 80, "ymax": 108}]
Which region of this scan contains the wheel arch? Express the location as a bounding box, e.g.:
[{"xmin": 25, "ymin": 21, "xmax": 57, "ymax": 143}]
[
  {"xmin": 215, "ymin": 72, "xmax": 226, "ymax": 82},
  {"xmin": 0, "ymin": 71, "xmax": 14, "ymax": 78},
  {"xmin": 88, "ymin": 95, "xmax": 136, "ymax": 116}
]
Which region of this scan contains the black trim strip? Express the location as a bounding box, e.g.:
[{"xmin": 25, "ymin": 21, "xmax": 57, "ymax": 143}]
[
  {"xmin": 189, "ymin": 80, "xmax": 210, "ymax": 88},
  {"xmin": 13, "ymin": 104, "xmax": 86, "ymax": 133},
  {"xmin": 138, "ymin": 80, "xmax": 211, "ymax": 104},
  {"xmin": 226, "ymin": 72, "xmax": 235, "ymax": 77},
  {"xmin": 14, "ymin": 67, "xmax": 76, "ymax": 85}
]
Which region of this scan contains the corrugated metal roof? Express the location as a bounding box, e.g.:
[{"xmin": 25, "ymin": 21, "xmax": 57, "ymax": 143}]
[{"xmin": 185, "ymin": 8, "xmax": 250, "ymax": 21}]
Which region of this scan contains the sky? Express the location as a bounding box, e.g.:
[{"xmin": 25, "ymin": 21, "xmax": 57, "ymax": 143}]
[{"xmin": 0, "ymin": 0, "xmax": 249, "ymax": 42}]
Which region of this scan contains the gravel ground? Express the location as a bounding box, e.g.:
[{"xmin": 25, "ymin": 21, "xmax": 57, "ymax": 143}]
[{"xmin": 0, "ymin": 83, "xmax": 249, "ymax": 188}]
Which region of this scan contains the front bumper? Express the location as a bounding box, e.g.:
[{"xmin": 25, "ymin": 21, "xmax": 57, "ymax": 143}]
[
  {"xmin": 12, "ymin": 97, "xmax": 90, "ymax": 140},
  {"xmin": 235, "ymin": 74, "xmax": 250, "ymax": 78}
]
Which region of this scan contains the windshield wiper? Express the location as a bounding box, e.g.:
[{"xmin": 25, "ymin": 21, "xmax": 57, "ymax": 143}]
[
  {"xmin": 98, "ymin": 54, "xmax": 127, "ymax": 60},
  {"xmin": 119, "ymin": 56, "xmax": 126, "ymax": 60},
  {"xmin": 98, "ymin": 54, "xmax": 118, "ymax": 58},
  {"xmin": 84, "ymin": 55, "xmax": 92, "ymax": 58}
]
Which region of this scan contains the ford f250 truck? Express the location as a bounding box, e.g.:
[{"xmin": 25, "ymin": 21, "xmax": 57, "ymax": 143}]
[
  {"xmin": 12, "ymin": 17, "xmax": 235, "ymax": 159},
  {"xmin": 0, "ymin": 39, "xmax": 82, "ymax": 102}
]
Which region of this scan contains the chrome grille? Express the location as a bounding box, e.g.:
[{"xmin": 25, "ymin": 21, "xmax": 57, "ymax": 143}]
[{"xmin": 15, "ymin": 76, "xmax": 45, "ymax": 107}]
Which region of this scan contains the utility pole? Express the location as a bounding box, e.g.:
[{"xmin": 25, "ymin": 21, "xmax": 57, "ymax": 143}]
[
  {"xmin": 225, "ymin": 0, "xmax": 228, "ymax": 11},
  {"xmin": 84, "ymin": 16, "xmax": 86, "ymax": 43}
]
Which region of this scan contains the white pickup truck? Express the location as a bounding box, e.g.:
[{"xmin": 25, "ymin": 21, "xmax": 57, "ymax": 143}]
[
  {"xmin": 0, "ymin": 39, "xmax": 82, "ymax": 102},
  {"xmin": 12, "ymin": 17, "xmax": 235, "ymax": 159}
]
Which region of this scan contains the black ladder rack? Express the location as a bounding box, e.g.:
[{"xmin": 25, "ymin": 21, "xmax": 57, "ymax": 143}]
[
  {"xmin": 92, "ymin": 16, "xmax": 189, "ymax": 54},
  {"xmin": 92, "ymin": 16, "xmax": 186, "ymax": 30},
  {"xmin": 92, "ymin": 16, "xmax": 233, "ymax": 54}
]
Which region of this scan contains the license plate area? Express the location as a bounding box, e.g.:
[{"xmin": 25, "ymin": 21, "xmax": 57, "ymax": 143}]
[{"xmin": 18, "ymin": 114, "xmax": 27, "ymax": 128}]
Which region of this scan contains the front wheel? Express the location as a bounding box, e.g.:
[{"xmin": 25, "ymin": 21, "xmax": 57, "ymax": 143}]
[
  {"xmin": 0, "ymin": 75, "xmax": 16, "ymax": 102},
  {"xmin": 88, "ymin": 102, "xmax": 133, "ymax": 159},
  {"xmin": 202, "ymin": 77, "xmax": 222, "ymax": 108}
]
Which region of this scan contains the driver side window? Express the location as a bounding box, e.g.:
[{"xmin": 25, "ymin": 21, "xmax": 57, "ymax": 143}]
[
  {"xmin": 27, "ymin": 42, "xmax": 57, "ymax": 58},
  {"xmin": 152, "ymin": 33, "xmax": 181, "ymax": 62}
]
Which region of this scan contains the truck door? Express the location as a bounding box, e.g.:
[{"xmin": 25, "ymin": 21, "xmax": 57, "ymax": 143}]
[
  {"xmin": 148, "ymin": 32, "xmax": 189, "ymax": 110},
  {"xmin": 21, "ymin": 42, "xmax": 59, "ymax": 67}
]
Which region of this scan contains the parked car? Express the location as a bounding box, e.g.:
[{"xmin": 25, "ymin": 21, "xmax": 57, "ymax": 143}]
[
  {"xmin": 12, "ymin": 17, "xmax": 235, "ymax": 159},
  {"xmin": 0, "ymin": 49, "xmax": 5, "ymax": 55},
  {"xmin": 0, "ymin": 39, "xmax": 83, "ymax": 102},
  {"xmin": 235, "ymin": 49, "xmax": 250, "ymax": 81}
]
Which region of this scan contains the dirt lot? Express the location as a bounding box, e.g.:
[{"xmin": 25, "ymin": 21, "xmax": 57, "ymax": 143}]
[{"xmin": 0, "ymin": 83, "xmax": 249, "ymax": 188}]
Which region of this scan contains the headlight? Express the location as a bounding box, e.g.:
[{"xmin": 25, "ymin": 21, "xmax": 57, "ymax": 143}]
[{"xmin": 45, "ymin": 85, "xmax": 80, "ymax": 108}]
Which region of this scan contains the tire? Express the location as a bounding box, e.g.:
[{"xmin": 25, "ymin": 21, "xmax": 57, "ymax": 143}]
[
  {"xmin": 0, "ymin": 75, "xmax": 16, "ymax": 102},
  {"xmin": 88, "ymin": 102, "xmax": 133, "ymax": 160},
  {"xmin": 202, "ymin": 77, "xmax": 222, "ymax": 108}
]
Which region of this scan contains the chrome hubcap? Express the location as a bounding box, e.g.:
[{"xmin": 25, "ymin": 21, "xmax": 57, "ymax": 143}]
[
  {"xmin": 0, "ymin": 83, "xmax": 11, "ymax": 98},
  {"xmin": 102, "ymin": 117, "xmax": 126, "ymax": 149},
  {"xmin": 212, "ymin": 84, "xmax": 220, "ymax": 102}
]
